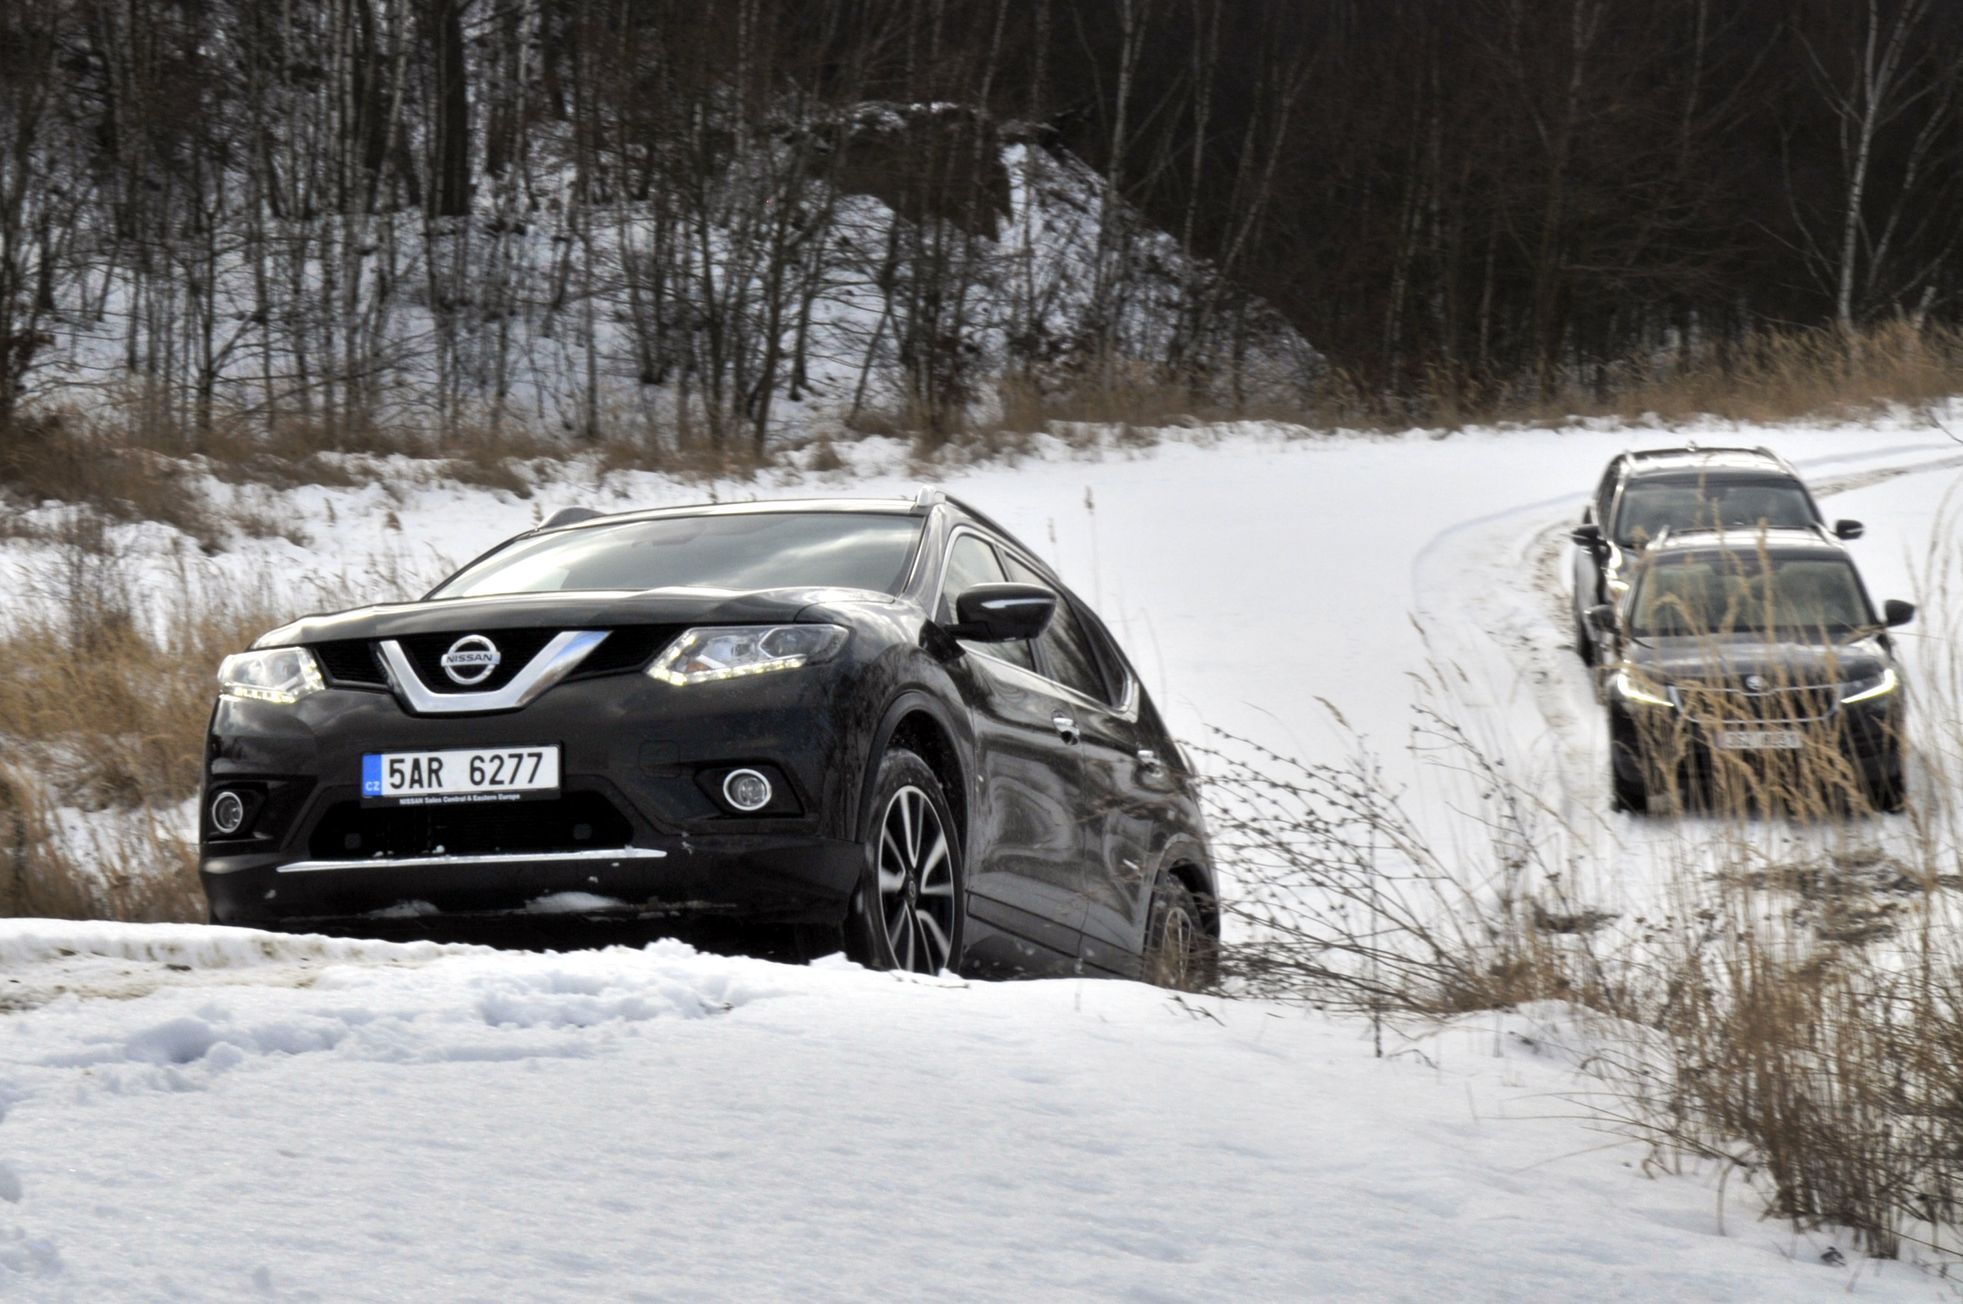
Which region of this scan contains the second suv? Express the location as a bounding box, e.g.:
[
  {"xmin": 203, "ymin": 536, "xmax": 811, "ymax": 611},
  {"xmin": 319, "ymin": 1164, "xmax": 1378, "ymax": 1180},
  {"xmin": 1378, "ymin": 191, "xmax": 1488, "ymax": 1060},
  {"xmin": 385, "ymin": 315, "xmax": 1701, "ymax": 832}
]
[
  {"xmin": 1571, "ymin": 446, "xmax": 1862, "ymax": 664},
  {"xmin": 1590, "ymin": 527, "xmax": 1913, "ymax": 813}
]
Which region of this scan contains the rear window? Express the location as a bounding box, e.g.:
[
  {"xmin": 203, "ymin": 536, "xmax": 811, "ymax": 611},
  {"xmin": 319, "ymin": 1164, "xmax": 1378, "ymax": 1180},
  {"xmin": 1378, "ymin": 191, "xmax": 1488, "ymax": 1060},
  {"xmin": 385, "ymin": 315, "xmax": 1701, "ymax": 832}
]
[{"xmin": 431, "ymin": 513, "xmax": 924, "ymax": 599}]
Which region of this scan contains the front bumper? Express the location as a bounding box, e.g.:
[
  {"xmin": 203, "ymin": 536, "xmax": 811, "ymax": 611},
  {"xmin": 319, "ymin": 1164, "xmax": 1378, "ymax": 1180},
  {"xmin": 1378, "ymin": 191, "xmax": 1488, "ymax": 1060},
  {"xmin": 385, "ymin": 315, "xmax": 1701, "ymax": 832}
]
[
  {"xmin": 202, "ymin": 832, "xmax": 864, "ymax": 928},
  {"xmin": 1609, "ymin": 696, "xmax": 1902, "ymax": 796},
  {"xmin": 199, "ymin": 670, "xmax": 870, "ymax": 928}
]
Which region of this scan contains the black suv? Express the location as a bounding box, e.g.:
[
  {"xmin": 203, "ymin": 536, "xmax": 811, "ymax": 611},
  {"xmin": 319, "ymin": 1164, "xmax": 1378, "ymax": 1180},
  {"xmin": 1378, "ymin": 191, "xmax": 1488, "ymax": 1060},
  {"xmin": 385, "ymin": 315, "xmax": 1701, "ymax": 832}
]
[
  {"xmin": 199, "ymin": 492, "xmax": 1217, "ymax": 986},
  {"xmin": 1571, "ymin": 446, "xmax": 1863, "ymax": 664},
  {"xmin": 1589, "ymin": 527, "xmax": 1914, "ymax": 813}
]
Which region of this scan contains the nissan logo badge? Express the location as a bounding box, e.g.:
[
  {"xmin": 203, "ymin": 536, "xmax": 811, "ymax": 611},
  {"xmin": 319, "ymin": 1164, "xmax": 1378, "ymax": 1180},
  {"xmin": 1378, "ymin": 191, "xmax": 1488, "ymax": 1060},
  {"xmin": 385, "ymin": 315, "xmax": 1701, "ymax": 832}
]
[
  {"xmin": 441, "ymin": 634, "xmax": 502, "ymax": 686},
  {"xmin": 1745, "ymin": 674, "xmax": 1768, "ymax": 693}
]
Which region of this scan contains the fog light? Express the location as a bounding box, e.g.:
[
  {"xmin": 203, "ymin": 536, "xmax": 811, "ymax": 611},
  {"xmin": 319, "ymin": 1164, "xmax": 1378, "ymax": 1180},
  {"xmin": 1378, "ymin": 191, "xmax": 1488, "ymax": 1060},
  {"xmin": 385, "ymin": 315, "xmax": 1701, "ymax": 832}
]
[
  {"xmin": 722, "ymin": 769, "xmax": 773, "ymax": 813},
  {"xmin": 210, "ymin": 790, "xmax": 247, "ymax": 835}
]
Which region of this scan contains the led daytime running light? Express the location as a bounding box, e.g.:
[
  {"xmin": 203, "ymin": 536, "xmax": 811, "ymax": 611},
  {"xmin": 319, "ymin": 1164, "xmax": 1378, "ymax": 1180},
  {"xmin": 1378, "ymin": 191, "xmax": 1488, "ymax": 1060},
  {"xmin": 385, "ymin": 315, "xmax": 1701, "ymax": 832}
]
[
  {"xmin": 217, "ymin": 648, "xmax": 326, "ymax": 705},
  {"xmin": 648, "ymin": 625, "xmax": 847, "ymax": 687},
  {"xmin": 1613, "ymin": 668, "xmax": 1674, "ymax": 708},
  {"xmin": 1840, "ymin": 667, "xmax": 1899, "ymax": 705}
]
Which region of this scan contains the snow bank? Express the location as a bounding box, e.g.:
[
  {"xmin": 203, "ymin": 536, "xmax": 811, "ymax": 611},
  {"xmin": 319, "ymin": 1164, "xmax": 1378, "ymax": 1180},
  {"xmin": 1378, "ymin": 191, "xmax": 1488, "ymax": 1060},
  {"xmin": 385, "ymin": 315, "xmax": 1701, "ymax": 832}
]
[{"xmin": 0, "ymin": 922, "xmax": 1942, "ymax": 1299}]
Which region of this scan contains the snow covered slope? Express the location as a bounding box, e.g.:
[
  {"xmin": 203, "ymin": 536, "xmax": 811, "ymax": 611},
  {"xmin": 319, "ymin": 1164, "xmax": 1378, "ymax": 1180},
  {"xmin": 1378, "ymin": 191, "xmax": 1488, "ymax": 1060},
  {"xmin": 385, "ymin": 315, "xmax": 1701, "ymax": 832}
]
[{"xmin": 0, "ymin": 920, "xmax": 1942, "ymax": 1300}]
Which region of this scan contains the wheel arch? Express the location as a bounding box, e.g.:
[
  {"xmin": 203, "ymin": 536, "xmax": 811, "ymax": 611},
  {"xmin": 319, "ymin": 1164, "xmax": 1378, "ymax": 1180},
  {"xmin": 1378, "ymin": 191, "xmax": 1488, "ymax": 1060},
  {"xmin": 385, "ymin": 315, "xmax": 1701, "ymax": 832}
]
[
  {"xmin": 1149, "ymin": 836, "xmax": 1220, "ymax": 941},
  {"xmin": 861, "ymin": 691, "xmax": 971, "ymax": 858}
]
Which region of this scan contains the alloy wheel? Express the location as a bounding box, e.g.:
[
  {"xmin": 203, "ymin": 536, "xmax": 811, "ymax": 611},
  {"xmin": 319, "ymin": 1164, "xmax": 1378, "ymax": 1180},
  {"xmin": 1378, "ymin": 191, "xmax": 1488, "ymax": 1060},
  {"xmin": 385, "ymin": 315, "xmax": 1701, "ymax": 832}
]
[
  {"xmin": 875, "ymin": 784, "xmax": 957, "ymax": 973},
  {"xmin": 1149, "ymin": 904, "xmax": 1197, "ymax": 989}
]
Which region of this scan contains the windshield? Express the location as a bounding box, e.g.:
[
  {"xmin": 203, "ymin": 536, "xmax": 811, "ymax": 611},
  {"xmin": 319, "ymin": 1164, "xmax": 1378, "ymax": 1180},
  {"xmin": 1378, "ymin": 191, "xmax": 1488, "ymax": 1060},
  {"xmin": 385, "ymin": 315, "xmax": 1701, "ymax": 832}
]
[
  {"xmin": 431, "ymin": 512, "xmax": 924, "ymax": 599},
  {"xmin": 1629, "ymin": 553, "xmax": 1873, "ymax": 639},
  {"xmin": 1612, "ymin": 478, "xmax": 1814, "ymax": 547}
]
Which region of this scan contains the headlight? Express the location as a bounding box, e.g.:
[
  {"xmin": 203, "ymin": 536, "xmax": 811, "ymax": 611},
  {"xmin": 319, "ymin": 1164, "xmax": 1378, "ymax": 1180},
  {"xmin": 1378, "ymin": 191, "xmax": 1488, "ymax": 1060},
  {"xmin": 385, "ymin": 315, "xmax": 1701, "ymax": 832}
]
[
  {"xmin": 1840, "ymin": 668, "xmax": 1899, "ymax": 705},
  {"xmin": 1611, "ymin": 666, "xmax": 1674, "ymax": 708},
  {"xmin": 217, "ymin": 647, "xmax": 325, "ymax": 705},
  {"xmin": 647, "ymin": 624, "xmax": 848, "ymax": 686}
]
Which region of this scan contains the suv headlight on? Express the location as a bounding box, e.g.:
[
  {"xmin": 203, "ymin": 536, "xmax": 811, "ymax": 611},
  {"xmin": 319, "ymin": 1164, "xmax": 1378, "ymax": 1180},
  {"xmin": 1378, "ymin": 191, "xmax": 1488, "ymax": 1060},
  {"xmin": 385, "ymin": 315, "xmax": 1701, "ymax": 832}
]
[
  {"xmin": 648, "ymin": 624, "xmax": 848, "ymax": 686},
  {"xmin": 1611, "ymin": 666, "xmax": 1674, "ymax": 708},
  {"xmin": 217, "ymin": 647, "xmax": 326, "ymax": 705},
  {"xmin": 1840, "ymin": 668, "xmax": 1898, "ymax": 705}
]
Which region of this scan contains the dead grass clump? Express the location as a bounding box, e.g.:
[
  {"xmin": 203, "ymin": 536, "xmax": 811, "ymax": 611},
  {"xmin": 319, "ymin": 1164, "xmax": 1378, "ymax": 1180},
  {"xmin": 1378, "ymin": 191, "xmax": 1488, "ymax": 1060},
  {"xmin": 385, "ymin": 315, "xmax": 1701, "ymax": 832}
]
[
  {"xmin": 0, "ymin": 565, "xmax": 300, "ymax": 923},
  {"xmin": 0, "ymin": 592, "xmax": 276, "ymax": 811},
  {"xmin": 0, "ymin": 413, "xmax": 227, "ymax": 550},
  {"xmin": 440, "ymin": 442, "xmax": 535, "ymax": 498},
  {"xmin": 0, "ymin": 766, "xmax": 204, "ymax": 923},
  {"xmin": 1381, "ymin": 320, "xmax": 1963, "ymax": 430}
]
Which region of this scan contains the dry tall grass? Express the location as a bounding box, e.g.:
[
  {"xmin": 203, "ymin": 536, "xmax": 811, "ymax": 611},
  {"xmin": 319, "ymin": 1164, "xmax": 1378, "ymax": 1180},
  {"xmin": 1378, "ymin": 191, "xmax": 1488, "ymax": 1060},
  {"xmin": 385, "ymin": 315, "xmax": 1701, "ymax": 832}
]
[
  {"xmin": 0, "ymin": 534, "xmax": 356, "ymax": 923},
  {"xmin": 1303, "ymin": 320, "xmax": 1963, "ymax": 431}
]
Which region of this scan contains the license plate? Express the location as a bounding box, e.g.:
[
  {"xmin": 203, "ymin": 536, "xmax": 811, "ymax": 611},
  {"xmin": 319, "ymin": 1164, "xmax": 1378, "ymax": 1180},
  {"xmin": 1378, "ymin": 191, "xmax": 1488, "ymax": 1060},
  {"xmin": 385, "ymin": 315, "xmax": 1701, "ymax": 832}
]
[
  {"xmin": 361, "ymin": 746, "xmax": 560, "ymax": 805},
  {"xmin": 1714, "ymin": 730, "xmax": 1804, "ymax": 751}
]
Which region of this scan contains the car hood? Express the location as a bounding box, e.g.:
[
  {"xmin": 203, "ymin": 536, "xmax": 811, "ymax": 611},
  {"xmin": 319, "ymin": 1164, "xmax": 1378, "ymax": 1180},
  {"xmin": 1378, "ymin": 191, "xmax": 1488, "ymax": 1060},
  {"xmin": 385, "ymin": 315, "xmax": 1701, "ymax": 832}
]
[
  {"xmin": 1624, "ymin": 633, "xmax": 1890, "ymax": 688},
  {"xmin": 255, "ymin": 586, "xmax": 899, "ymax": 647}
]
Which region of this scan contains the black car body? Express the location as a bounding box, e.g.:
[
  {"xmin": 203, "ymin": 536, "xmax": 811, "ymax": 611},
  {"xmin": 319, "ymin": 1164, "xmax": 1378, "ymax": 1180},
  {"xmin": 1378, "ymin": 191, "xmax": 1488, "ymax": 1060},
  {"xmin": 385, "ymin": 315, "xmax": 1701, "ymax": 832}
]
[
  {"xmin": 1592, "ymin": 528, "xmax": 1913, "ymax": 813},
  {"xmin": 199, "ymin": 491, "xmax": 1217, "ymax": 983},
  {"xmin": 1570, "ymin": 446, "xmax": 1863, "ymax": 664}
]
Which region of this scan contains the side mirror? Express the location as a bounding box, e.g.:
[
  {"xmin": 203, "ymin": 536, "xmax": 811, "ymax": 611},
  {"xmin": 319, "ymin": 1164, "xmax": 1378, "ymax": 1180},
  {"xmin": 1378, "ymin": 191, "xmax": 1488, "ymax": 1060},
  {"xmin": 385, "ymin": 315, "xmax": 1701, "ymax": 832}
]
[
  {"xmin": 1834, "ymin": 519, "xmax": 1865, "ymax": 541},
  {"xmin": 1586, "ymin": 603, "xmax": 1617, "ymax": 633},
  {"xmin": 946, "ymin": 583, "xmax": 1056, "ymax": 644},
  {"xmin": 1884, "ymin": 598, "xmax": 1915, "ymax": 627},
  {"xmin": 1570, "ymin": 523, "xmax": 1604, "ymax": 551}
]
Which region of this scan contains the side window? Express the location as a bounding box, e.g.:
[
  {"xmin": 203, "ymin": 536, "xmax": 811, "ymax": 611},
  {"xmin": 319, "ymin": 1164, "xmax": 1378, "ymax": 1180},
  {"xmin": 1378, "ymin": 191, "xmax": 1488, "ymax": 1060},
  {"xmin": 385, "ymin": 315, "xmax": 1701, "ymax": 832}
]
[
  {"xmin": 939, "ymin": 534, "xmax": 1034, "ymax": 670},
  {"xmin": 1592, "ymin": 461, "xmax": 1619, "ymax": 525},
  {"xmin": 1003, "ymin": 555, "xmax": 1109, "ymax": 704}
]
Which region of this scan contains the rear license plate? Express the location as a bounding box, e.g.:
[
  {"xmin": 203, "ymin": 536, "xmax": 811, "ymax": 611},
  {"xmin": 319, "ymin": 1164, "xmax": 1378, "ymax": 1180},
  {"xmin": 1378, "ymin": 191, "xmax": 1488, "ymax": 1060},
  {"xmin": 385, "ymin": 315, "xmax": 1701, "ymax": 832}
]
[
  {"xmin": 1714, "ymin": 730, "xmax": 1804, "ymax": 751},
  {"xmin": 361, "ymin": 746, "xmax": 560, "ymax": 805}
]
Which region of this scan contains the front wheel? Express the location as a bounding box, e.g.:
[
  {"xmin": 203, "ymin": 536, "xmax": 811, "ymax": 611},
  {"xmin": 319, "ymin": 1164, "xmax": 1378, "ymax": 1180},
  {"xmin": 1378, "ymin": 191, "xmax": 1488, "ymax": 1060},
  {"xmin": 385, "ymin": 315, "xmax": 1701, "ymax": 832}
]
[
  {"xmin": 1141, "ymin": 874, "xmax": 1217, "ymax": 991},
  {"xmin": 1866, "ymin": 765, "xmax": 1908, "ymax": 815},
  {"xmin": 845, "ymin": 747, "xmax": 964, "ymax": 974}
]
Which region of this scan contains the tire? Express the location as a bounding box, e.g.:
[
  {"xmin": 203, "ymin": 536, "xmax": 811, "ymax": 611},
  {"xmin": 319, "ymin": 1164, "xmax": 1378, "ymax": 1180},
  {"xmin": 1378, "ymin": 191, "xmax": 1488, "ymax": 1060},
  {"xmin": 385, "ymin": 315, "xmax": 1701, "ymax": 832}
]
[
  {"xmin": 1609, "ymin": 735, "xmax": 1647, "ymax": 814},
  {"xmin": 1140, "ymin": 874, "xmax": 1217, "ymax": 992},
  {"xmin": 844, "ymin": 747, "xmax": 965, "ymax": 974},
  {"xmin": 1866, "ymin": 765, "xmax": 1908, "ymax": 815}
]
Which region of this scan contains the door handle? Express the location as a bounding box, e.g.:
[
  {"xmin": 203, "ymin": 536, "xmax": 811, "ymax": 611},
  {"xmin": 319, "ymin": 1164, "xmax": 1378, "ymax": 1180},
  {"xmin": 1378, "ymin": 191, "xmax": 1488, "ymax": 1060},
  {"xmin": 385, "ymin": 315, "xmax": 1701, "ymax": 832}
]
[
  {"xmin": 1136, "ymin": 748, "xmax": 1164, "ymax": 773},
  {"xmin": 1051, "ymin": 712, "xmax": 1080, "ymax": 744}
]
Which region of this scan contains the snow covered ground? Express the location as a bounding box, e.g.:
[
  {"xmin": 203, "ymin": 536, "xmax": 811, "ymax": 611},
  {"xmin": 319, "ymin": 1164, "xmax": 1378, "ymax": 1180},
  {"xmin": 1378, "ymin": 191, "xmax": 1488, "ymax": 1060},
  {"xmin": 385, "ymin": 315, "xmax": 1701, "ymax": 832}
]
[
  {"xmin": 7, "ymin": 412, "xmax": 1963, "ymax": 1295},
  {"xmin": 0, "ymin": 920, "xmax": 1947, "ymax": 1301}
]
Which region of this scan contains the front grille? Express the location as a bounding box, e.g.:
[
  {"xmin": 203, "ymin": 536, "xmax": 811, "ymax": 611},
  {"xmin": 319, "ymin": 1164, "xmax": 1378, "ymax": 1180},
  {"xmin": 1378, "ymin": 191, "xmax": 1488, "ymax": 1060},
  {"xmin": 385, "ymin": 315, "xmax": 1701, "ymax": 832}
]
[
  {"xmin": 1679, "ymin": 684, "xmax": 1838, "ymax": 726},
  {"xmin": 308, "ymin": 791, "xmax": 635, "ymax": 860},
  {"xmin": 397, "ymin": 629, "xmax": 559, "ymax": 693},
  {"xmin": 314, "ymin": 640, "xmax": 387, "ymax": 688},
  {"xmin": 566, "ymin": 626, "xmax": 681, "ymax": 679}
]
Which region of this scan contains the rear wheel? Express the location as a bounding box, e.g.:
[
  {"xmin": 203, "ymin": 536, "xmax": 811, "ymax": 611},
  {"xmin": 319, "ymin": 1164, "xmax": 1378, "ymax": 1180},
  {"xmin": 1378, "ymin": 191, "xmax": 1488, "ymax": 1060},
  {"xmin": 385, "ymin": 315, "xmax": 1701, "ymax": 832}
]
[
  {"xmin": 1141, "ymin": 874, "xmax": 1216, "ymax": 991},
  {"xmin": 845, "ymin": 747, "xmax": 964, "ymax": 974}
]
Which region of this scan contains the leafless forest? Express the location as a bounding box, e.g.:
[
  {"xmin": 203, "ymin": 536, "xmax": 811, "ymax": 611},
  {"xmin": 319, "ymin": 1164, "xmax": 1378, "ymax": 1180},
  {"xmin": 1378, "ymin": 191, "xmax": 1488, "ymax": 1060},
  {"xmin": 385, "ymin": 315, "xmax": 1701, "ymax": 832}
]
[{"xmin": 1, "ymin": 0, "xmax": 1960, "ymax": 463}]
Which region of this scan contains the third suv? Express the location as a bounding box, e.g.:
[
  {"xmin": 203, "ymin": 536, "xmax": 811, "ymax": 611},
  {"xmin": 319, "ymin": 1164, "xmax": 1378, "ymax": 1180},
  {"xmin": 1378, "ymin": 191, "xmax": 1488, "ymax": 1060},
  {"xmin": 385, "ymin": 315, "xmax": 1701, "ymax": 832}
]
[{"xmin": 1571, "ymin": 446, "xmax": 1862, "ymax": 664}]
